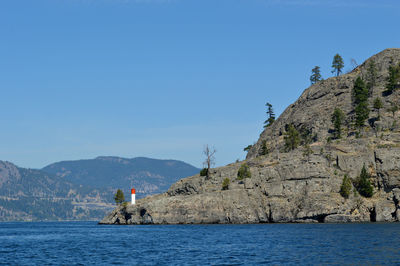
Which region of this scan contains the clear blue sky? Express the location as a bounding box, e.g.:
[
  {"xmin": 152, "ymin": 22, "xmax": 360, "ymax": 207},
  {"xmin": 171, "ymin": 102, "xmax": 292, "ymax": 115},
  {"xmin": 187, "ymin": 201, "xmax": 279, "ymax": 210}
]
[{"xmin": 1, "ymin": 0, "xmax": 399, "ymax": 169}]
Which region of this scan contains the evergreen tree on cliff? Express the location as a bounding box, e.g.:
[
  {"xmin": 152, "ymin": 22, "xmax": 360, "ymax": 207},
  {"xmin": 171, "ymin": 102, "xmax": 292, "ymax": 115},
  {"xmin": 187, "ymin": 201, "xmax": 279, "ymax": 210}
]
[
  {"xmin": 357, "ymin": 165, "xmax": 374, "ymax": 198},
  {"xmin": 353, "ymin": 77, "xmax": 370, "ymax": 129},
  {"xmin": 386, "ymin": 63, "xmax": 400, "ymax": 94},
  {"xmin": 114, "ymin": 189, "xmax": 125, "ymax": 205},
  {"xmin": 331, "ymin": 54, "xmax": 344, "ymax": 76},
  {"xmin": 331, "ymin": 108, "xmax": 344, "ymax": 139},
  {"xmin": 284, "ymin": 124, "xmax": 300, "ymax": 151},
  {"xmin": 373, "ymin": 97, "xmax": 383, "ymax": 120},
  {"xmin": 264, "ymin": 102, "xmax": 275, "ymax": 128},
  {"xmin": 310, "ymin": 66, "xmax": 322, "ymax": 84}
]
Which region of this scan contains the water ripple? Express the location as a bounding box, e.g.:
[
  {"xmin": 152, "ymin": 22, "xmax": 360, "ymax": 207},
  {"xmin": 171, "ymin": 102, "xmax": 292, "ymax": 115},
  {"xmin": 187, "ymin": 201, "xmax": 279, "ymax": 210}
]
[{"xmin": 0, "ymin": 222, "xmax": 400, "ymax": 265}]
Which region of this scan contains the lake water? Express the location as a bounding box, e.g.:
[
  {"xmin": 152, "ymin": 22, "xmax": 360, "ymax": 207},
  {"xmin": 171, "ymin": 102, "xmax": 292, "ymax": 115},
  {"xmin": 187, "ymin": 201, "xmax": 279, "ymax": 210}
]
[{"xmin": 0, "ymin": 222, "xmax": 399, "ymax": 265}]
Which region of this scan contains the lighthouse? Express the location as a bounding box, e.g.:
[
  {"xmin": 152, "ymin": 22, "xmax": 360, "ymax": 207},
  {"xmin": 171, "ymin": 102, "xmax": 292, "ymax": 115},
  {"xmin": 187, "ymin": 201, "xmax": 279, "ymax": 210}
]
[{"xmin": 131, "ymin": 187, "xmax": 136, "ymax": 205}]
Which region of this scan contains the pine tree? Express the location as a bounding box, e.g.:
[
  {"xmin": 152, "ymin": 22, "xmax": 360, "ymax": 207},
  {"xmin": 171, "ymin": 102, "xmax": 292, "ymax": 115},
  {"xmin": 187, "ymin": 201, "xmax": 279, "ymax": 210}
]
[
  {"xmin": 353, "ymin": 77, "xmax": 369, "ymax": 105},
  {"xmin": 353, "ymin": 77, "xmax": 370, "ymax": 129},
  {"xmin": 260, "ymin": 140, "xmax": 269, "ymax": 156},
  {"xmin": 284, "ymin": 124, "xmax": 300, "ymax": 151},
  {"xmin": 243, "ymin": 145, "xmax": 253, "ymax": 152},
  {"xmin": 331, "ymin": 108, "xmax": 345, "ymax": 139},
  {"xmin": 357, "ymin": 165, "xmax": 373, "ymax": 198},
  {"xmin": 264, "ymin": 102, "xmax": 275, "ymax": 128},
  {"xmin": 331, "ymin": 54, "xmax": 344, "ymax": 76},
  {"xmin": 355, "ymin": 102, "xmax": 370, "ymax": 129},
  {"xmin": 385, "ymin": 63, "xmax": 400, "ymax": 94},
  {"xmin": 114, "ymin": 189, "xmax": 125, "ymax": 205},
  {"xmin": 310, "ymin": 66, "xmax": 322, "ymax": 84},
  {"xmin": 373, "ymin": 97, "xmax": 383, "ymax": 120},
  {"xmin": 340, "ymin": 175, "xmax": 352, "ymax": 199}
]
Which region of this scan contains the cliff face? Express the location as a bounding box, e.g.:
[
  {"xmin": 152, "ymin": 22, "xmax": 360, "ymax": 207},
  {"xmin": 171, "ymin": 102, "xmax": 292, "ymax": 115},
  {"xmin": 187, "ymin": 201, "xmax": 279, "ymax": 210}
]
[{"xmin": 100, "ymin": 48, "xmax": 400, "ymax": 225}]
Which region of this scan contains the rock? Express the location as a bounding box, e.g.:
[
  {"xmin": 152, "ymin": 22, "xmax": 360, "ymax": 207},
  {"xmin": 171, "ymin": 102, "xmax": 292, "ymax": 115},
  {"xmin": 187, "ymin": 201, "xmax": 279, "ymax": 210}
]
[
  {"xmin": 325, "ymin": 214, "xmax": 363, "ymax": 223},
  {"xmin": 100, "ymin": 48, "xmax": 400, "ymax": 225},
  {"xmin": 374, "ymin": 200, "xmax": 396, "ymax": 222}
]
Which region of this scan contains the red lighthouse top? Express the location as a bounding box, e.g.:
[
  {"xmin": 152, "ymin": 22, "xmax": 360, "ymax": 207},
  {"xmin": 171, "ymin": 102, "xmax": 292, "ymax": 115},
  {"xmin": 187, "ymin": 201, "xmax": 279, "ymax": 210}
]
[{"xmin": 131, "ymin": 188, "xmax": 135, "ymax": 194}]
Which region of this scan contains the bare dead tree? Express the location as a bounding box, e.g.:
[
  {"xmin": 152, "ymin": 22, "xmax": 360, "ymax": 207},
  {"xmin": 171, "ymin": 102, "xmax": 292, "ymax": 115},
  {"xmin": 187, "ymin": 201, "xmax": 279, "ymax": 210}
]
[
  {"xmin": 203, "ymin": 145, "xmax": 216, "ymax": 178},
  {"xmin": 350, "ymin": 58, "xmax": 358, "ymax": 70}
]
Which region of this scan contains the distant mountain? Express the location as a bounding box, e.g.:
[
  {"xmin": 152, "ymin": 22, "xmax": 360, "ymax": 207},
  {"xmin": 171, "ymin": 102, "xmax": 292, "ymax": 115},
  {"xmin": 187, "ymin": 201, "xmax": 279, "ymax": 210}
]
[
  {"xmin": 42, "ymin": 156, "xmax": 200, "ymax": 199},
  {"xmin": 0, "ymin": 157, "xmax": 200, "ymax": 221},
  {"xmin": 0, "ymin": 161, "xmax": 113, "ymax": 221}
]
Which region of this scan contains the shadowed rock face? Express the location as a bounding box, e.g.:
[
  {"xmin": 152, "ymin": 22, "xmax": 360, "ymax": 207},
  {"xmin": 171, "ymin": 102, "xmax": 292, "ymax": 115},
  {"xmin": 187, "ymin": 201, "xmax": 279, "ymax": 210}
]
[{"xmin": 100, "ymin": 48, "xmax": 400, "ymax": 225}]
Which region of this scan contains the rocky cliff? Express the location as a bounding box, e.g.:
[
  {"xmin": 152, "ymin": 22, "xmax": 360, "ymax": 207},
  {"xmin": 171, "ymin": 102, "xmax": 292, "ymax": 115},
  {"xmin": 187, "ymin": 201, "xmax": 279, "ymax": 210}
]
[{"xmin": 100, "ymin": 48, "xmax": 400, "ymax": 225}]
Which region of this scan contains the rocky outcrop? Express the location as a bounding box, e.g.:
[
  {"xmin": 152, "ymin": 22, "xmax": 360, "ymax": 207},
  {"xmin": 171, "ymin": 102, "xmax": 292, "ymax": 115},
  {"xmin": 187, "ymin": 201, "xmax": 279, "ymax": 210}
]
[{"xmin": 100, "ymin": 48, "xmax": 400, "ymax": 225}]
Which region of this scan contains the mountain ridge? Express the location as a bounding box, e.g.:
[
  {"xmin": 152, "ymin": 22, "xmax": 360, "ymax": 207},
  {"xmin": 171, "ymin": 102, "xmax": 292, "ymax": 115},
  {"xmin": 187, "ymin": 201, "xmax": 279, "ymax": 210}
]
[
  {"xmin": 42, "ymin": 156, "xmax": 200, "ymax": 197},
  {"xmin": 0, "ymin": 157, "xmax": 199, "ymax": 221}
]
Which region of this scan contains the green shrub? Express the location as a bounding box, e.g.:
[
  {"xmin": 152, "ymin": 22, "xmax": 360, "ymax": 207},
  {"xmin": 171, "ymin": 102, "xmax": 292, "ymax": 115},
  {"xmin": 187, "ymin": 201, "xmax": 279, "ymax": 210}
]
[
  {"xmin": 114, "ymin": 189, "xmax": 125, "ymax": 205},
  {"xmin": 244, "ymin": 145, "xmax": 253, "ymax": 152},
  {"xmin": 331, "ymin": 108, "xmax": 345, "ymax": 139},
  {"xmin": 385, "ymin": 63, "xmax": 400, "ymax": 94},
  {"xmin": 200, "ymin": 168, "xmax": 208, "ymax": 176},
  {"xmin": 340, "ymin": 175, "xmax": 352, "ymax": 199},
  {"xmin": 237, "ymin": 163, "xmax": 251, "ymax": 180},
  {"xmin": 222, "ymin": 178, "xmax": 230, "ymax": 190},
  {"xmin": 356, "ymin": 165, "xmax": 374, "ymax": 198},
  {"xmin": 260, "ymin": 140, "xmax": 269, "ymax": 156},
  {"xmin": 284, "ymin": 124, "xmax": 300, "ymax": 151}
]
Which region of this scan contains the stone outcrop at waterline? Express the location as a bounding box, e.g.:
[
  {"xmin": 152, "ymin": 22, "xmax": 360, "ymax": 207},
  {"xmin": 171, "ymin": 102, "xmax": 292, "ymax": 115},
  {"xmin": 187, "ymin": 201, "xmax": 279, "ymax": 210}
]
[{"xmin": 100, "ymin": 48, "xmax": 400, "ymax": 224}]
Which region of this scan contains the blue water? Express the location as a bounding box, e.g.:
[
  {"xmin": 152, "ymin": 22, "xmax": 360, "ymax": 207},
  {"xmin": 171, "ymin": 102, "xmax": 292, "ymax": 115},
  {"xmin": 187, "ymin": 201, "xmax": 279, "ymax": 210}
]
[{"xmin": 0, "ymin": 222, "xmax": 399, "ymax": 265}]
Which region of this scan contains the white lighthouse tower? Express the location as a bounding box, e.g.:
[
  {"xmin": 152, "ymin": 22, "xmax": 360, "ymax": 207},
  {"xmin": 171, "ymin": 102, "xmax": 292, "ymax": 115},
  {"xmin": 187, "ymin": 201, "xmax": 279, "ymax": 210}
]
[{"xmin": 131, "ymin": 187, "xmax": 136, "ymax": 205}]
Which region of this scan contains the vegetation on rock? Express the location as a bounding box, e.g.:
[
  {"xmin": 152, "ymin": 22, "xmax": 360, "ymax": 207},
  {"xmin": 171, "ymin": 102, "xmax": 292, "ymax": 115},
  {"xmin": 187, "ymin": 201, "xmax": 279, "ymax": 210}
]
[
  {"xmin": 222, "ymin": 178, "xmax": 230, "ymax": 190},
  {"xmin": 310, "ymin": 66, "xmax": 322, "ymax": 84},
  {"xmin": 203, "ymin": 145, "xmax": 216, "ymax": 179},
  {"xmin": 284, "ymin": 124, "xmax": 300, "ymax": 151},
  {"xmin": 200, "ymin": 168, "xmax": 208, "ymax": 176},
  {"xmin": 264, "ymin": 102, "xmax": 275, "ymax": 128},
  {"xmin": 340, "ymin": 175, "xmax": 352, "ymax": 199},
  {"xmin": 237, "ymin": 163, "xmax": 251, "ymax": 180},
  {"xmin": 260, "ymin": 140, "xmax": 269, "ymax": 156},
  {"xmin": 331, "ymin": 54, "xmax": 344, "ymax": 76},
  {"xmin": 373, "ymin": 97, "xmax": 383, "ymax": 120},
  {"xmin": 385, "ymin": 63, "xmax": 400, "ymax": 94},
  {"xmin": 299, "ymin": 126, "xmax": 315, "ymax": 145},
  {"xmin": 353, "ymin": 77, "xmax": 370, "ymax": 129},
  {"xmin": 243, "ymin": 145, "xmax": 252, "ymax": 152},
  {"xmin": 114, "ymin": 189, "xmax": 125, "ymax": 205},
  {"xmin": 356, "ymin": 165, "xmax": 374, "ymax": 198},
  {"xmin": 331, "ymin": 108, "xmax": 345, "ymax": 139}
]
